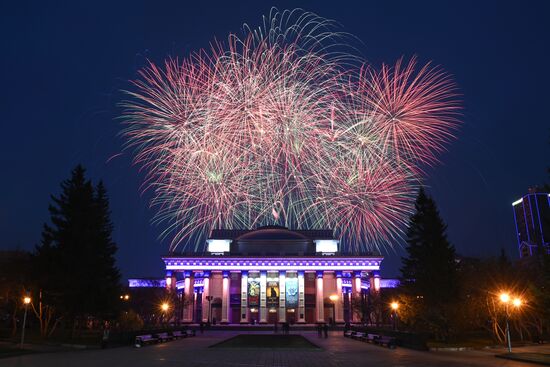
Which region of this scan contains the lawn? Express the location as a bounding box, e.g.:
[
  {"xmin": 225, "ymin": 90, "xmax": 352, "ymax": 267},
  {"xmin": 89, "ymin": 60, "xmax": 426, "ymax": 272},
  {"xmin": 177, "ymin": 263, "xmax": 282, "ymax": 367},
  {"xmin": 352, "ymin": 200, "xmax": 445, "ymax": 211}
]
[{"xmin": 210, "ymin": 334, "xmax": 320, "ymax": 349}]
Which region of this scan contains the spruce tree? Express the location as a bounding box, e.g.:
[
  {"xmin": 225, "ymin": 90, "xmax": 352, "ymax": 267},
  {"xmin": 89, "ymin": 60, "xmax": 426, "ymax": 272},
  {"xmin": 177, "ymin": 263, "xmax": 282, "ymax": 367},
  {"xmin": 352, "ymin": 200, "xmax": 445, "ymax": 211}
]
[
  {"xmin": 91, "ymin": 180, "xmax": 121, "ymax": 315},
  {"xmin": 400, "ymin": 188, "xmax": 458, "ymax": 337},
  {"xmin": 34, "ymin": 165, "xmax": 121, "ymax": 321}
]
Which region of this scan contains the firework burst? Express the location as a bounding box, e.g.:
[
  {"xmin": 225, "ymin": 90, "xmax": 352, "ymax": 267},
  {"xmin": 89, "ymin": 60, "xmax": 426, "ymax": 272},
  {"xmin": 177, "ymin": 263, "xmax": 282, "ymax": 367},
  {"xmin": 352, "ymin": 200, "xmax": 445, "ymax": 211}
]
[{"xmin": 121, "ymin": 8, "xmax": 460, "ymax": 252}]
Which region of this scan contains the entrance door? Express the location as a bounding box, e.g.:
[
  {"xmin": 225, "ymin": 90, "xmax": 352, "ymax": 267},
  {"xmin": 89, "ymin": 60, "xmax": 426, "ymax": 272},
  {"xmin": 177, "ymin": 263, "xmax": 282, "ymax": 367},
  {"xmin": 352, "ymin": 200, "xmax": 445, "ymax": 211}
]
[
  {"xmin": 250, "ymin": 309, "xmax": 259, "ymax": 324},
  {"xmin": 267, "ymin": 310, "xmax": 278, "ymax": 324}
]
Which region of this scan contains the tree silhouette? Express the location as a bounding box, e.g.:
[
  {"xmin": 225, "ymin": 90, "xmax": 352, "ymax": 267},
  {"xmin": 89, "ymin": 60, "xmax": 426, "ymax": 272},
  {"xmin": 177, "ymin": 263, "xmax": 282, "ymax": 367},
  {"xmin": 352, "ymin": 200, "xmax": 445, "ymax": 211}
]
[
  {"xmin": 400, "ymin": 187, "xmax": 458, "ymax": 339},
  {"xmin": 33, "ymin": 165, "xmax": 121, "ymax": 327}
]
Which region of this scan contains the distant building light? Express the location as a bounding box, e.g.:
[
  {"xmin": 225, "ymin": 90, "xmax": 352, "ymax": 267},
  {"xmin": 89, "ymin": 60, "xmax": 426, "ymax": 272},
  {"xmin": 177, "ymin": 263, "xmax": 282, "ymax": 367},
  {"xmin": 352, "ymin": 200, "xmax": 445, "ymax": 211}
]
[
  {"xmin": 314, "ymin": 239, "xmax": 338, "ymax": 254},
  {"xmin": 207, "ymin": 239, "xmax": 231, "ymax": 253}
]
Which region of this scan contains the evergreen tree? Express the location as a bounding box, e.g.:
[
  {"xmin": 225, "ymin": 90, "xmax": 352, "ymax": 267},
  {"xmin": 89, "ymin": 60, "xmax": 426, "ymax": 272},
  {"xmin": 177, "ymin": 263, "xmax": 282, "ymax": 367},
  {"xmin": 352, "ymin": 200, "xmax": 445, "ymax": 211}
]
[
  {"xmin": 34, "ymin": 165, "xmax": 121, "ymax": 322},
  {"xmin": 400, "ymin": 188, "xmax": 459, "ymax": 338},
  {"xmin": 90, "ymin": 180, "xmax": 121, "ymax": 315}
]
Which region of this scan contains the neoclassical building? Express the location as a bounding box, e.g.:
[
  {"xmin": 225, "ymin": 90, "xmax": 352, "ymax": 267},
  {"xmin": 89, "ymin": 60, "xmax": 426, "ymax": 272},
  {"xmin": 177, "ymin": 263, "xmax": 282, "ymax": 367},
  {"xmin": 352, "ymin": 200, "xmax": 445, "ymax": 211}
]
[{"xmin": 137, "ymin": 226, "xmax": 392, "ymax": 324}]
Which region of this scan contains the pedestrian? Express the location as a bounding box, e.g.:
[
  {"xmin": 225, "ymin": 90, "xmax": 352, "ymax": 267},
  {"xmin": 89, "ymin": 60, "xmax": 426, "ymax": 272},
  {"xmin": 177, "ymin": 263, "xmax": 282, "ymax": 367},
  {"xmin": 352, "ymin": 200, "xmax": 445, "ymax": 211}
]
[
  {"xmin": 101, "ymin": 322, "xmax": 110, "ymax": 349},
  {"xmin": 317, "ymin": 323, "xmax": 322, "ymax": 337},
  {"xmin": 200, "ymin": 321, "xmax": 204, "ymax": 334},
  {"xmin": 323, "ymin": 323, "xmax": 328, "ymax": 338}
]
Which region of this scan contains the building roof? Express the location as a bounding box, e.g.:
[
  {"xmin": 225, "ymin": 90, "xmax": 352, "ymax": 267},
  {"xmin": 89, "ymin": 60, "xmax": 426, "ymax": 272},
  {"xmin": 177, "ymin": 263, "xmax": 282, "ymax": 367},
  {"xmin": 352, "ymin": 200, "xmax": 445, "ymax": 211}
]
[{"xmin": 210, "ymin": 226, "xmax": 334, "ymax": 240}]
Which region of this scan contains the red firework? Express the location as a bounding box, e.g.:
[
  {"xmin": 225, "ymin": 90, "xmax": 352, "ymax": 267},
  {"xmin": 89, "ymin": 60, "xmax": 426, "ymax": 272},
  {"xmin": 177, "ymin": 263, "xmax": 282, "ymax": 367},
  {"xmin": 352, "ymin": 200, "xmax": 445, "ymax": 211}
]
[{"xmin": 121, "ymin": 9, "xmax": 460, "ymax": 252}]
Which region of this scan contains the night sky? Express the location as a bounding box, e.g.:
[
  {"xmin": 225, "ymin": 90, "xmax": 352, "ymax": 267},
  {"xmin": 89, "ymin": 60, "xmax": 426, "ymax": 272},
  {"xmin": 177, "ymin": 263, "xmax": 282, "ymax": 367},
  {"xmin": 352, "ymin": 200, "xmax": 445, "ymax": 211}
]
[{"xmin": 1, "ymin": 1, "xmax": 549, "ymax": 280}]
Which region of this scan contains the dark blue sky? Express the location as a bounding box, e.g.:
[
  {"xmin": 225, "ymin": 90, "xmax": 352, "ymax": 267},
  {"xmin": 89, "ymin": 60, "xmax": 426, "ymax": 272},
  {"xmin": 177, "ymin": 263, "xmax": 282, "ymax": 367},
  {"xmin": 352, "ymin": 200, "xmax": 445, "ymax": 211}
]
[{"xmin": 1, "ymin": 1, "xmax": 549, "ymax": 279}]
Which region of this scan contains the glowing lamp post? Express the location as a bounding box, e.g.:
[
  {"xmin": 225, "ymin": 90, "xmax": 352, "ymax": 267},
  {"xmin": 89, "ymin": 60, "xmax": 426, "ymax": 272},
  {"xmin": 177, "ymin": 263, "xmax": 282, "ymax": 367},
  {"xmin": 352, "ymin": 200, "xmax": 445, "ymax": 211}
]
[
  {"xmin": 161, "ymin": 302, "xmax": 170, "ymax": 325},
  {"xmin": 20, "ymin": 296, "xmax": 31, "ymax": 349},
  {"xmin": 390, "ymin": 302, "xmax": 399, "ymax": 331},
  {"xmin": 499, "ymin": 292, "xmax": 523, "ymax": 353},
  {"xmin": 329, "ymin": 295, "xmax": 338, "ymax": 325}
]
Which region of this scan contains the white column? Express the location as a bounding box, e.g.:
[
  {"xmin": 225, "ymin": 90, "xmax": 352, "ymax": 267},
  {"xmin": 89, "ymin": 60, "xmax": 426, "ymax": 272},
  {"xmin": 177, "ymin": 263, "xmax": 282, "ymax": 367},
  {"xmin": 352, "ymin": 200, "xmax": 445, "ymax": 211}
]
[
  {"xmin": 335, "ymin": 272, "xmax": 344, "ymax": 323},
  {"xmin": 183, "ymin": 272, "xmax": 194, "ymax": 322},
  {"xmin": 221, "ymin": 271, "xmax": 230, "ymax": 323},
  {"xmin": 298, "ymin": 271, "xmax": 305, "ymax": 323},
  {"xmin": 315, "ymin": 271, "xmax": 325, "ymax": 322},
  {"xmin": 191, "ymin": 290, "xmax": 200, "ymax": 322},
  {"xmin": 240, "ymin": 271, "xmax": 248, "ymax": 323},
  {"xmin": 278, "ymin": 271, "xmax": 286, "ymax": 322},
  {"xmin": 201, "ymin": 272, "xmax": 211, "ymax": 322},
  {"xmin": 260, "ymin": 271, "xmax": 267, "ymax": 323},
  {"xmin": 352, "ymin": 272, "xmax": 362, "ymax": 323},
  {"xmin": 370, "ymin": 271, "xmax": 381, "ymax": 293},
  {"xmin": 165, "ymin": 271, "xmax": 175, "ymax": 290}
]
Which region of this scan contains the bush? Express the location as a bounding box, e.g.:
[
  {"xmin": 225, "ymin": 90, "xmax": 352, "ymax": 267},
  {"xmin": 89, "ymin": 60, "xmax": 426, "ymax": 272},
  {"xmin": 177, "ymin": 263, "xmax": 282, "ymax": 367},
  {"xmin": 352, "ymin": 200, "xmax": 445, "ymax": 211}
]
[{"xmin": 118, "ymin": 310, "xmax": 144, "ymax": 331}]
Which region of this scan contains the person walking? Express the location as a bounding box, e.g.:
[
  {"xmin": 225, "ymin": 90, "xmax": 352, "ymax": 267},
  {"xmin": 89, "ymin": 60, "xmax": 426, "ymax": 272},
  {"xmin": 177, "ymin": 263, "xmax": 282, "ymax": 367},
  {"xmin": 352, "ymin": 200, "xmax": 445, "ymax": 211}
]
[
  {"xmin": 323, "ymin": 323, "xmax": 328, "ymax": 338},
  {"xmin": 101, "ymin": 322, "xmax": 110, "ymax": 349}
]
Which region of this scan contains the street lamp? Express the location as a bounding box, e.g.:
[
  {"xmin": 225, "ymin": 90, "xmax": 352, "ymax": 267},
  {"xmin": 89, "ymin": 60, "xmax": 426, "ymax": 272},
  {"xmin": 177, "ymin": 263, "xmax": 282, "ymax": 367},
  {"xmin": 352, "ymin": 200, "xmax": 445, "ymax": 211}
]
[
  {"xmin": 329, "ymin": 294, "xmax": 338, "ymax": 325},
  {"xmin": 161, "ymin": 302, "xmax": 170, "ymax": 325},
  {"xmin": 499, "ymin": 292, "xmax": 523, "ymax": 353},
  {"xmin": 390, "ymin": 302, "xmax": 399, "ymax": 331},
  {"xmin": 20, "ymin": 296, "xmax": 31, "ymax": 349}
]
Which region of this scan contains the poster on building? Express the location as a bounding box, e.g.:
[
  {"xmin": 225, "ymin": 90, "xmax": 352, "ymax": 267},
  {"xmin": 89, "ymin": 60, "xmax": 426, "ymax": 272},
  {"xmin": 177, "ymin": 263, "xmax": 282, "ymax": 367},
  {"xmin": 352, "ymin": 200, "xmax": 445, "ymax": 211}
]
[
  {"xmin": 285, "ymin": 277, "xmax": 298, "ymax": 308},
  {"xmin": 248, "ymin": 278, "xmax": 260, "ymax": 307},
  {"xmin": 266, "ymin": 280, "xmax": 279, "ymax": 308}
]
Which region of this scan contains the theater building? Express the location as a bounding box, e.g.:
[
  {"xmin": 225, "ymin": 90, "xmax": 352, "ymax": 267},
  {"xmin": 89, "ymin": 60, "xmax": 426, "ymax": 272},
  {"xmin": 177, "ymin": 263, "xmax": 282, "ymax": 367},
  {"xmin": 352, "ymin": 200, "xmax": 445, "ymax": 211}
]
[{"xmin": 130, "ymin": 226, "xmax": 395, "ymax": 324}]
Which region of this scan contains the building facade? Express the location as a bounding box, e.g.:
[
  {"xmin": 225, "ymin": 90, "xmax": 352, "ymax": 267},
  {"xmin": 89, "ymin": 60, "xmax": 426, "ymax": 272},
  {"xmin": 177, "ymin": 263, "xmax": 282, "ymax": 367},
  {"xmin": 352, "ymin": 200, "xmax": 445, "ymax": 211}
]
[
  {"xmin": 130, "ymin": 226, "xmax": 394, "ymax": 324},
  {"xmin": 512, "ymin": 192, "xmax": 550, "ymax": 257}
]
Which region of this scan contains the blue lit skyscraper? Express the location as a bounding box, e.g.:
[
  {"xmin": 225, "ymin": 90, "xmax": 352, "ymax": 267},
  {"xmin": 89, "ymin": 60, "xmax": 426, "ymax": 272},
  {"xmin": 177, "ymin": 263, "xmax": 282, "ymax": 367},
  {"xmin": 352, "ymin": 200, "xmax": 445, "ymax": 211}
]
[{"xmin": 512, "ymin": 191, "xmax": 550, "ymax": 257}]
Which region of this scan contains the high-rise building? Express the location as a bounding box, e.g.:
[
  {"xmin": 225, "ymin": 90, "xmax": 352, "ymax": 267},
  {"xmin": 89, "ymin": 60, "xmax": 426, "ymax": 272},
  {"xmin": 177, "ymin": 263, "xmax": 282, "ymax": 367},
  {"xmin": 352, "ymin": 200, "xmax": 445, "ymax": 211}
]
[{"xmin": 512, "ymin": 191, "xmax": 550, "ymax": 257}]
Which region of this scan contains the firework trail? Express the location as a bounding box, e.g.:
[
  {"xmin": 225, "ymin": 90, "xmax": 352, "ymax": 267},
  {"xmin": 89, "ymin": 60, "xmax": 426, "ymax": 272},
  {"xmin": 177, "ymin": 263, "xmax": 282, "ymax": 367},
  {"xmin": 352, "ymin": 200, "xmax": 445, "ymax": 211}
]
[{"xmin": 121, "ymin": 8, "xmax": 460, "ymax": 252}]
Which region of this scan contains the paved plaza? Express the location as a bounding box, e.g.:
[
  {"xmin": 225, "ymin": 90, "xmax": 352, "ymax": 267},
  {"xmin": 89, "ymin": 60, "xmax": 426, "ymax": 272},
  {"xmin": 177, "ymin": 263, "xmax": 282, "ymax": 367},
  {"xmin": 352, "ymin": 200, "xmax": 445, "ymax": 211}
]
[{"xmin": 0, "ymin": 331, "xmax": 546, "ymax": 367}]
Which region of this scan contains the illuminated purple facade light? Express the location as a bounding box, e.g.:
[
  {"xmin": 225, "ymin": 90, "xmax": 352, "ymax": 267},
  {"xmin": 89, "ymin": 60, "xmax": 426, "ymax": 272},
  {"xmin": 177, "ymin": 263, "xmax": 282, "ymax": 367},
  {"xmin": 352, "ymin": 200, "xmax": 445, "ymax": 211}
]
[
  {"xmin": 162, "ymin": 257, "xmax": 382, "ymax": 272},
  {"xmin": 128, "ymin": 278, "xmax": 166, "ymax": 288},
  {"xmin": 380, "ymin": 279, "xmax": 400, "ymax": 288}
]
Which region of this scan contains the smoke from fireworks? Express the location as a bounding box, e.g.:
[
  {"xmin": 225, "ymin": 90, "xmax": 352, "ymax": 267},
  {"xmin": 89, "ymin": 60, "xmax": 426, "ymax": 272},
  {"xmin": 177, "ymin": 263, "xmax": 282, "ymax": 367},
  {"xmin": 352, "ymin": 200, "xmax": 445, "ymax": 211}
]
[{"xmin": 121, "ymin": 9, "xmax": 460, "ymax": 252}]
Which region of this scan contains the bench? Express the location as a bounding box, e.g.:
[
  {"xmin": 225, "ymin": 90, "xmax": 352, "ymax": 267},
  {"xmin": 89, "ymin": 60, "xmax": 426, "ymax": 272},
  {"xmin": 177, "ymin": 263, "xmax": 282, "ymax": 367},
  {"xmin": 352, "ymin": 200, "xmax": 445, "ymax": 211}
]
[
  {"xmin": 187, "ymin": 329, "xmax": 196, "ymax": 337},
  {"xmin": 155, "ymin": 332, "xmax": 174, "ymax": 342},
  {"xmin": 344, "ymin": 330, "xmax": 355, "ymax": 338},
  {"xmin": 135, "ymin": 334, "xmax": 158, "ymax": 347},
  {"xmin": 171, "ymin": 330, "xmax": 186, "ymax": 339},
  {"xmin": 375, "ymin": 336, "xmax": 397, "ymax": 349},
  {"xmin": 352, "ymin": 332, "xmax": 366, "ymax": 341},
  {"xmin": 366, "ymin": 334, "xmax": 380, "ymax": 343}
]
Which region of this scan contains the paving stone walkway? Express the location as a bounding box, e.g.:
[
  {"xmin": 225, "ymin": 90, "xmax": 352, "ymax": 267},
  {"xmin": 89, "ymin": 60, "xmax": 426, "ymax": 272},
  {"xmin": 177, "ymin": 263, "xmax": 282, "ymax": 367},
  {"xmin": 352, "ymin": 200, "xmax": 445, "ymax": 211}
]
[{"xmin": 0, "ymin": 330, "xmax": 546, "ymax": 367}]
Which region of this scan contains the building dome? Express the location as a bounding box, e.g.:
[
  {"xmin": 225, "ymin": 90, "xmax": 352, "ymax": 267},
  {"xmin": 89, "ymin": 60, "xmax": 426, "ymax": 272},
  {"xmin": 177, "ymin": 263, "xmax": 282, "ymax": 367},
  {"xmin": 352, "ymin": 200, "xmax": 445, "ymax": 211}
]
[{"xmin": 236, "ymin": 226, "xmax": 309, "ymax": 241}]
